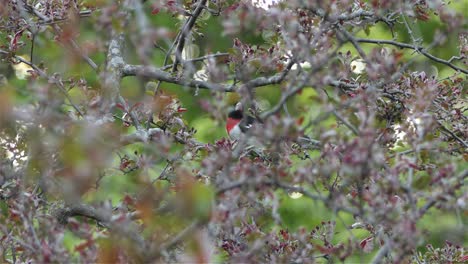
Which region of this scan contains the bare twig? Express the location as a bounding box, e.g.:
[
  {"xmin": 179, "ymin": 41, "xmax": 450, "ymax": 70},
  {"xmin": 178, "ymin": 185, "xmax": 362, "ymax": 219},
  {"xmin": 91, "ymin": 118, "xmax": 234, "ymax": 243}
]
[
  {"xmin": 216, "ymin": 180, "xmax": 248, "ymax": 195},
  {"xmin": 216, "ymin": 179, "xmax": 326, "ymax": 203},
  {"xmin": 354, "ymin": 38, "xmax": 468, "ymax": 74},
  {"xmin": 158, "ymin": 220, "xmax": 201, "ymax": 251},
  {"xmin": 418, "ymin": 169, "xmax": 468, "ymax": 217},
  {"xmin": 334, "ymin": 110, "xmax": 359, "ymax": 135},
  {"xmin": 0, "ymin": 49, "xmax": 84, "ymax": 116},
  {"xmin": 337, "ymin": 26, "xmax": 367, "ymax": 60},
  {"xmin": 161, "ymin": 52, "xmax": 230, "ymax": 70},
  {"xmin": 118, "ymin": 95, "xmax": 142, "ymax": 130},
  {"xmin": 172, "ymin": 0, "xmax": 208, "ymax": 71},
  {"xmin": 436, "ymin": 120, "xmax": 468, "ymax": 148},
  {"xmin": 54, "ymin": 202, "xmax": 148, "ymax": 257},
  {"xmin": 30, "ymin": 34, "xmax": 35, "ymax": 64},
  {"xmin": 216, "ymin": 178, "xmax": 359, "ymax": 216},
  {"xmin": 120, "ymin": 128, "xmax": 163, "ymax": 145},
  {"xmin": 23, "ymin": 2, "xmax": 98, "ymax": 71},
  {"xmin": 261, "ymin": 47, "xmax": 341, "ymax": 120},
  {"xmin": 400, "ymin": 13, "xmax": 422, "ymax": 48}
]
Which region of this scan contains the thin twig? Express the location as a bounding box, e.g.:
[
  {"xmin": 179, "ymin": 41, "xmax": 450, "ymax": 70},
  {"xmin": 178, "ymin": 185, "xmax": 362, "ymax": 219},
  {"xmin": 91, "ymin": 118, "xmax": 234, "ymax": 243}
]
[
  {"xmin": 154, "ymin": 219, "xmax": 201, "ymax": 257},
  {"xmin": 118, "ymin": 95, "xmax": 141, "ymax": 130},
  {"xmin": 30, "ymin": 34, "xmax": 35, "ymax": 64},
  {"xmin": 337, "ymin": 25, "xmax": 367, "ymax": 60},
  {"xmin": 261, "ymin": 47, "xmax": 341, "ymax": 120},
  {"xmin": 172, "ymin": 0, "xmax": 208, "ymax": 71},
  {"xmin": 24, "ymin": 3, "xmax": 98, "ymax": 71},
  {"xmin": 418, "ymin": 170, "xmax": 467, "ymax": 217},
  {"xmin": 0, "ymin": 50, "xmax": 84, "ymax": 116},
  {"xmin": 354, "ymin": 38, "xmax": 467, "ymax": 74},
  {"xmin": 161, "ymin": 52, "xmax": 230, "ymax": 70},
  {"xmin": 333, "ymin": 110, "xmax": 359, "ymax": 135},
  {"xmin": 55, "ymin": 202, "xmax": 148, "ymax": 258},
  {"xmin": 436, "ymin": 120, "xmax": 468, "ymax": 148}
]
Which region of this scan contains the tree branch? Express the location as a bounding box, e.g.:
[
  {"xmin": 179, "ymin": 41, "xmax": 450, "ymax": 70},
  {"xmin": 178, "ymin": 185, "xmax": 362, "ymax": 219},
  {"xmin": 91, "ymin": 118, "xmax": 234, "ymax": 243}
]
[
  {"xmin": 355, "ymin": 38, "xmax": 468, "ymax": 74},
  {"xmin": 55, "ymin": 203, "xmax": 110, "ymax": 225},
  {"xmin": 436, "ymin": 120, "xmax": 468, "ymax": 148},
  {"xmin": 371, "ymin": 243, "xmax": 390, "ymax": 264},
  {"xmin": 333, "ymin": 110, "xmax": 359, "ymax": 135},
  {"xmin": 418, "ymin": 169, "xmax": 468, "ymax": 217},
  {"xmin": 261, "ymin": 48, "xmax": 340, "ymax": 120},
  {"xmin": 120, "ymin": 128, "xmax": 163, "ymax": 145},
  {"xmin": 123, "ymin": 64, "xmax": 227, "ymax": 90},
  {"xmin": 101, "ymin": 33, "xmax": 126, "ymax": 110},
  {"xmin": 54, "ymin": 202, "xmax": 148, "ymax": 258},
  {"xmin": 158, "ymin": 220, "xmax": 201, "ymax": 252},
  {"xmin": 122, "ymin": 62, "xmax": 294, "ymax": 92},
  {"xmin": 0, "ymin": 49, "xmax": 84, "ymax": 117},
  {"xmin": 172, "ymin": 0, "xmax": 208, "ymax": 71},
  {"xmin": 21, "ymin": 1, "xmax": 98, "ymax": 71},
  {"xmin": 161, "ymin": 52, "xmax": 230, "ymax": 70}
]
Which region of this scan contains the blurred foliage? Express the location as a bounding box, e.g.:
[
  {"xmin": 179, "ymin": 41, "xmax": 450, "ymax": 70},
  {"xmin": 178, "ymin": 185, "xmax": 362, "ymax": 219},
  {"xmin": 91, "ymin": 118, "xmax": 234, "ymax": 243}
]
[{"xmin": 0, "ymin": 0, "xmax": 467, "ymax": 263}]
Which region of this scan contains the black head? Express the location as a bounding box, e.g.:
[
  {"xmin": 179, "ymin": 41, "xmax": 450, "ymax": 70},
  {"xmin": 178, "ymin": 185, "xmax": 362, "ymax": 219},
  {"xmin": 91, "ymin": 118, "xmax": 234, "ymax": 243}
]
[{"xmin": 228, "ymin": 109, "xmax": 243, "ymax": 119}]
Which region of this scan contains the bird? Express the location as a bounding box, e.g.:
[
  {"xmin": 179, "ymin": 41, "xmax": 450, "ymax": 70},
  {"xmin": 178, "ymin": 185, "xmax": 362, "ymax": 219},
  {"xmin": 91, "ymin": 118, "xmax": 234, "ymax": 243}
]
[
  {"xmin": 226, "ymin": 102, "xmax": 322, "ymax": 155},
  {"xmin": 225, "ymin": 102, "xmax": 257, "ymax": 141},
  {"xmin": 225, "ymin": 102, "xmax": 273, "ymax": 163}
]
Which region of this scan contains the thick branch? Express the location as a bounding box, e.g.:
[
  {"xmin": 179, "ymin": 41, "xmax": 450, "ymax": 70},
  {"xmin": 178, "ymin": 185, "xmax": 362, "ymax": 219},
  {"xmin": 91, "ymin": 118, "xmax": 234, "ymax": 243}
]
[
  {"xmin": 371, "ymin": 243, "xmax": 390, "ymax": 264},
  {"xmin": 102, "ymin": 33, "xmax": 126, "ymax": 109},
  {"xmin": 122, "ymin": 63, "xmax": 293, "ymax": 92},
  {"xmin": 335, "ymin": 10, "xmax": 375, "ymax": 21},
  {"xmin": 55, "ymin": 203, "xmax": 110, "ymax": 225},
  {"xmin": 123, "ymin": 64, "xmax": 227, "ymax": 90}
]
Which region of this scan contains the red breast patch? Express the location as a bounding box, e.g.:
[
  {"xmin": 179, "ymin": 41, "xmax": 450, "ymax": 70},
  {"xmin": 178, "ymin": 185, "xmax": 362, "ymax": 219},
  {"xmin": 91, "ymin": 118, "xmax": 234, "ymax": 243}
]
[{"xmin": 226, "ymin": 117, "xmax": 241, "ymax": 134}]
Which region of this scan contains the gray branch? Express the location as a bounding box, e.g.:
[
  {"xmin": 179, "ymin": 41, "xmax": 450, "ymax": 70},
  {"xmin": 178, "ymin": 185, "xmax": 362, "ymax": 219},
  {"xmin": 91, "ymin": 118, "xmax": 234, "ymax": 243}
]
[
  {"xmin": 101, "ymin": 33, "xmax": 126, "ymax": 110},
  {"xmin": 122, "ymin": 63, "xmax": 294, "ymax": 92}
]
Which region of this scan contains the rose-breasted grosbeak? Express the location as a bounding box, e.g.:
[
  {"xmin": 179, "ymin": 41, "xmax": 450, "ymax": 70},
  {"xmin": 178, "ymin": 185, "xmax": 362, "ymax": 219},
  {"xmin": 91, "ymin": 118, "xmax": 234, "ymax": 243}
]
[
  {"xmin": 226, "ymin": 103, "xmax": 257, "ymax": 140},
  {"xmin": 226, "ymin": 103, "xmax": 321, "ymax": 153}
]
